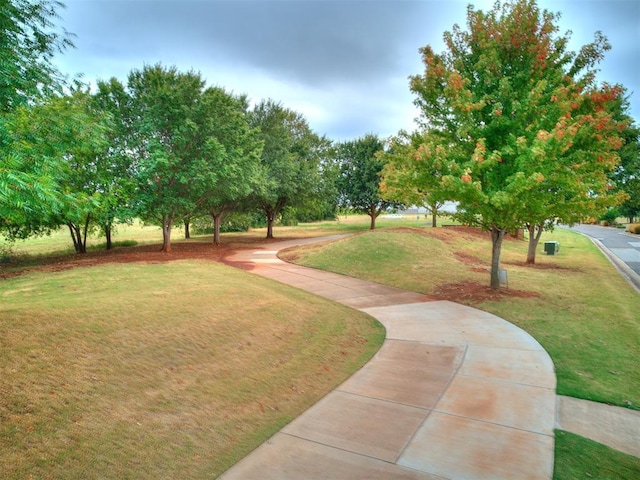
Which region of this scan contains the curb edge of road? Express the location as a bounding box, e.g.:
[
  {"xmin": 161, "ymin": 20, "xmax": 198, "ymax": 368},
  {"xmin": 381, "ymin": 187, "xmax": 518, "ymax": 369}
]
[{"xmin": 583, "ymin": 235, "xmax": 640, "ymax": 295}]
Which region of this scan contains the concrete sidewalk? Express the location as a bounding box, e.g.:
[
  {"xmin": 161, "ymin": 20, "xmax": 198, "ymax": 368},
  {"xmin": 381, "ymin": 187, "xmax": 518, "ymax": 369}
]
[{"xmin": 219, "ymin": 237, "xmax": 557, "ymax": 479}]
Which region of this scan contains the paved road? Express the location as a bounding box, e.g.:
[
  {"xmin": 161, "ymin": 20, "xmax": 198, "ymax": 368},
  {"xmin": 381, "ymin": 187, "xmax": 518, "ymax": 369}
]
[{"xmin": 568, "ymin": 224, "xmax": 640, "ymax": 291}]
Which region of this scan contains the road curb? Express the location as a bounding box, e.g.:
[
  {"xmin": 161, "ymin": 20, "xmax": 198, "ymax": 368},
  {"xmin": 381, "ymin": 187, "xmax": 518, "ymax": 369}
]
[{"xmin": 576, "ymin": 233, "xmax": 640, "ymax": 294}]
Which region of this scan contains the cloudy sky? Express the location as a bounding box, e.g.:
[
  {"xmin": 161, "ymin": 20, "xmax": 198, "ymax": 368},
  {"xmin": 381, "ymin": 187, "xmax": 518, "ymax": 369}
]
[{"xmin": 54, "ymin": 0, "xmax": 639, "ymax": 141}]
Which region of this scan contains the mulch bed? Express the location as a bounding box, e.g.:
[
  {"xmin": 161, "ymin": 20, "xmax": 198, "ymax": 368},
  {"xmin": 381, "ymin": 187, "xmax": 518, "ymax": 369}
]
[
  {"xmin": 433, "ymin": 280, "xmax": 540, "ymax": 304},
  {"xmin": 0, "ymin": 241, "xmax": 250, "ymax": 280}
]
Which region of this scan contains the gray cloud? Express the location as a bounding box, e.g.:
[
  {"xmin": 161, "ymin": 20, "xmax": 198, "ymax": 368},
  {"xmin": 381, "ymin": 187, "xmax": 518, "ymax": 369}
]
[
  {"xmin": 64, "ymin": 0, "xmax": 428, "ymax": 86},
  {"xmin": 57, "ymin": 0, "xmax": 640, "ymax": 140}
]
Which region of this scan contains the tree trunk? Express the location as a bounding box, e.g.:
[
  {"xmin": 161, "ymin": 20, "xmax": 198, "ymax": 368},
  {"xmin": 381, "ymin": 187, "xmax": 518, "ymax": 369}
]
[
  {"xmin": 430, "ymin": 202, "xmax": 438, "ymax": 227},
  {"xmin": 81, "ymin": 214, "xmax": 90, "ymax": 254},
  {"xmin": 490, "ymin": 226, "xmax": 506, "ymax": 290},
  {"xmin": 184, "ymin": 221, "xmax": 190, "ymax": 239},
  {"xmin": 266, "ymin": 214, "xmax": 275, "ymax": 239},
  {"xmin": 526, "ymin": 223, "xmax": 544, "ymax": 264},
  {"xmin": 68, "ymin": 223, "xmax": 80, "ymax": 253},
  {"xmin": 369, "ymin": 205, "xmax": 377, "ymax": 230},
  {"xmin": 67, "ymin": 221, "xmax": 88, "ymax": 254},
  {"xmin": 264, "ymin": 199, "xmax": 287, "ymax": 239},
  {"xmin": 213, "ymin": 213, "xmax": 222, "ymax": 246},
  {"xmin": 104, "ymin": 225, "xmax": 112, "ymax": 250},
  {"xmin": 160, "ymin": 216, "xmax": 173, "ymax": 252}
]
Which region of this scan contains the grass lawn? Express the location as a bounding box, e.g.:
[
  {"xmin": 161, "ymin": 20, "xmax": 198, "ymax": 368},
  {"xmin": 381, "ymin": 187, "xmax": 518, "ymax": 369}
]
[
  {"xmin": 0, "ymin": 260, "xmax": 384, "ymax": 479},
  {"xmin": 3, "ymin": 215, "xmax": 638, "ymax": 478},
  {"xmin": 554, "ymin": 430, "xmax": 640, "ymax": 479},
  {"xmin": 280, "ymin": 224, "xmax": 640, "ymax": 478}
]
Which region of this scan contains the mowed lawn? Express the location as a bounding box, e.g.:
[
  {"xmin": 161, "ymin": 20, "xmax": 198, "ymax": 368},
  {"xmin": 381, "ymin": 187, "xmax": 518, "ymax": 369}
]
[
  {"xmin": 0, "ymin": 260, "xmax": 384, "ymax": 479},
  {"xmin": 282, "ymin": 226, "xmax": 640, "ymax": 409},
  {"xmin": 281, "ymin": 225, "xmax": 640, "ymax": 479}
]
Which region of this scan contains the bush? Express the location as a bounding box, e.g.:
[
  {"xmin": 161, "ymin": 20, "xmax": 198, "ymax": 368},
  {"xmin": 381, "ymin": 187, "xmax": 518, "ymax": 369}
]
[
  {"xmin": 598, "ymin": 207, "xmax": 620, "ymax": 225},
  {"xmin": 220, "ymin": 213, "xmax": 254, "ymax": 233},
  {"xmin": 192, "ymin": 213, "xmax": 256, "ymax": 235},
  {"xmin": 627, "ymin": 224, "xmax": 640, "ymax": 234}
]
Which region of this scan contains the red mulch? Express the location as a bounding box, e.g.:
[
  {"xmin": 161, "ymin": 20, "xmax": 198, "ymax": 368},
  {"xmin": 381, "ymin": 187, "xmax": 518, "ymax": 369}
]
[
  {"xmin": 433, "ymin": 280, "xmax": 540, "ymax": 304},
  {"xmin": 0, "ymin": 241, "xmax": 255, "ymax": 280}
]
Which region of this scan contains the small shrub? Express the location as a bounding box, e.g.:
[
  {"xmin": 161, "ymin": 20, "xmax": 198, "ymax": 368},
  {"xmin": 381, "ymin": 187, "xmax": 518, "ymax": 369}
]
[
  {"xmin": 600, "ymin": 220, "xmax": 609, "ymax": 227},
  {"xmin": 598, "ymin": 207, "xmax": 620, "ymax": 225},
  {"xmin": 220, "ymin": 213, "xmax": 254, "ymax": 233},
  {"xmin": 627, "ymin": 224, "xmax": 640, "ymax": 234}
]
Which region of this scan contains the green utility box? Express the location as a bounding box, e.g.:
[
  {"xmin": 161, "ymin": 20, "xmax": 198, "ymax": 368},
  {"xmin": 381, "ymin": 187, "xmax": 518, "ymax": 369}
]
[{"xmin": 544, "ymin": 241, "xmax": 560, "ymax": 255}]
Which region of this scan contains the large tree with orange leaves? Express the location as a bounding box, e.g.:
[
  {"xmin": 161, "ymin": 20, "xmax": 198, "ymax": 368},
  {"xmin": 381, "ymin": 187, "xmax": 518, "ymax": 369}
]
[{"xmin": 410, "ymin": 0, "xmax": 628, "ymax": 288}]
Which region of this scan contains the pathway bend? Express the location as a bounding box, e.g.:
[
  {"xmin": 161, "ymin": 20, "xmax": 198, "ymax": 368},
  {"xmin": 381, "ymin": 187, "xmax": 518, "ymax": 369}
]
[{"xmin": 220, "ymin": 236, "xmax": 557, "ymax": 480}]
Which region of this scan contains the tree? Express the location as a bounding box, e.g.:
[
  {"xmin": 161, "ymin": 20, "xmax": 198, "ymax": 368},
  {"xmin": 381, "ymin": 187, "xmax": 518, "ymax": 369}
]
[
  {"xmin": 195, "ymin": 87, "xmax": 262, "ymax": 245},
  {"xmin": 127, "ymin": 64, "xmax": 215, "ymax": 252},
  {"xmin": 517, "ymin": 82, "xmax": 629, "ymax": 263},
  {"xmin": 0, "ymin": 0, "xmax": 75, "ymax": 235},
  {"xmin": 0, "ymin": 0, "xmax": 73, "ymax": 112},
  {"xmin": 611, "ymin": 119, "xmax": 640, "ymax": 223},
  {"xmin": 249, "ymin": 100, "xmax": 323, "ymax": 239},
  {"xmin": 335, "ymin": 134, "xmax": 402, "ymax": 230},
  {"xmin": 380, "ymin": 130, "xmax": 451, "ymax": 227},
  {"xmin": 56, "ymin": 90, "xmax": 112, "ymax": 253},
  {"xmin": 409, "ymin": 0, "xmax": 626, "ymax": 287},
  {"xmin": 93, "ymin": 78, "xmax": 138, "ymax": 249},
  {"xmin": 1, "ymin": 90, "xmax": 109, "ymax": 246}
]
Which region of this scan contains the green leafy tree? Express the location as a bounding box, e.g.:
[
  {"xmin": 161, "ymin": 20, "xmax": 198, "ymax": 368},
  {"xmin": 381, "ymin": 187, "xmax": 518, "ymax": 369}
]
[
  {"xmin": 0, "ymin": 0, "xmax": 75, "ymax": 235},
  {"xmin": 195, "ymin": 87, "xmax": 262, "ymax": 245},
  {"xmin": 56, "ymin": 90, "xmax": 112, "ymax": 253},
  {"xmin": 517, "ymin": 83, "xmax": 630, "ymax": 263},
  {"xmin": 299, "ymin": 141, "xmax": 341, "ymax": 222},
  {"xmin": 127, "ymin": 64, "xmax": 215, "ymax": 252},
  {"xmin": 93, "ymin": 78, "xmax": 138, "ymax": 249},
  {"xmin": 611, "ymin": 120, "xmax": 640, "ymax": 223},
  {"xmin": 249, "ymin": 100, "xmax": 323, "ymax": 239},
  {"xmin": 2, "ymin": 90, "xmax": 108, "ymax": 247},
  {"xmin": 0, "ymin": 0, "xmax": 73, "ymax": 112},
  {"xmin": 380, "ymin": 130, "xmax": 451, "ymax": 227},
  {"xmin": 409, "ymin": 0, "xmax": 626, "ymax": 287},
  {"xmin": 335, "ymin": 134, "xmax": 402, "ymax": 230}
]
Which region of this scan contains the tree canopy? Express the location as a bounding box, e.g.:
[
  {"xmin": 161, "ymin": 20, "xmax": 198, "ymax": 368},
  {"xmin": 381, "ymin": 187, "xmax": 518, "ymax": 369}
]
[
  {"xmin": 409, "ymin": 0, "xmax": 628, "ymax": 287},
  {"xmin": 335, "ymin": 133, "xmax": 402, "ymax": 229},
  {"xmin": 249, "ymin": 100, "xmax": 324, "ymax": 239},
  {"xmin": 0, "ymin": 0, "xmax": 73, "ymax": 113},
  {"xmin": 0, "ymin": 0, "xmax": 77, "ymax": 238},
  {"xmin": 380, "ymin": 130, "xmax": 451, "ymax": 227},
  {"xmin": 127, "ymin": 65, "xmax": 218, "ymax": 252}
]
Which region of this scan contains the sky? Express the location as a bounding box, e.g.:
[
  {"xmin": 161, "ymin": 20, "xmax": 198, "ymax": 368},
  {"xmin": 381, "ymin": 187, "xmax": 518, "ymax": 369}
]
[{"xmin": 53, "ymin": 0, "xmax": 640, "ymax": 141}]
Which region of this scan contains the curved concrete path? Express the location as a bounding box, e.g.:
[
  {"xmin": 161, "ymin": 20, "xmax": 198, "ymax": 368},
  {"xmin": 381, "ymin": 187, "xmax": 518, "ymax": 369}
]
[{"xmin": 220, "ymin": 237, "xmax": 557, "ymax": 479}]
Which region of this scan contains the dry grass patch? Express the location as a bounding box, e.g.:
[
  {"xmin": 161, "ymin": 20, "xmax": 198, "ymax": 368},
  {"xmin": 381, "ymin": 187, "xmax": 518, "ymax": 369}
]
[{"xmin": 0, "ymin": 261, "xmax": 384, "ymax": 479}]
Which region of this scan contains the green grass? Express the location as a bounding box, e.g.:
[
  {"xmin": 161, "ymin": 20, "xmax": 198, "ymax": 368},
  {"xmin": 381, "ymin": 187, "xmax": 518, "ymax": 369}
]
[
  {"xmin": 0, "ymin": 261, "xmax": 384, "ymax": 479},
  {"xmin": 282, "ymin": 227, "xmax": 640, "ymax": 409},
  {"xmin": 4, "ymin": 215, "xmax": 638, "ymax": 476},
  {"xmin": 554, "ymin": 430, "xmax": 640, "ymax": 479}
]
